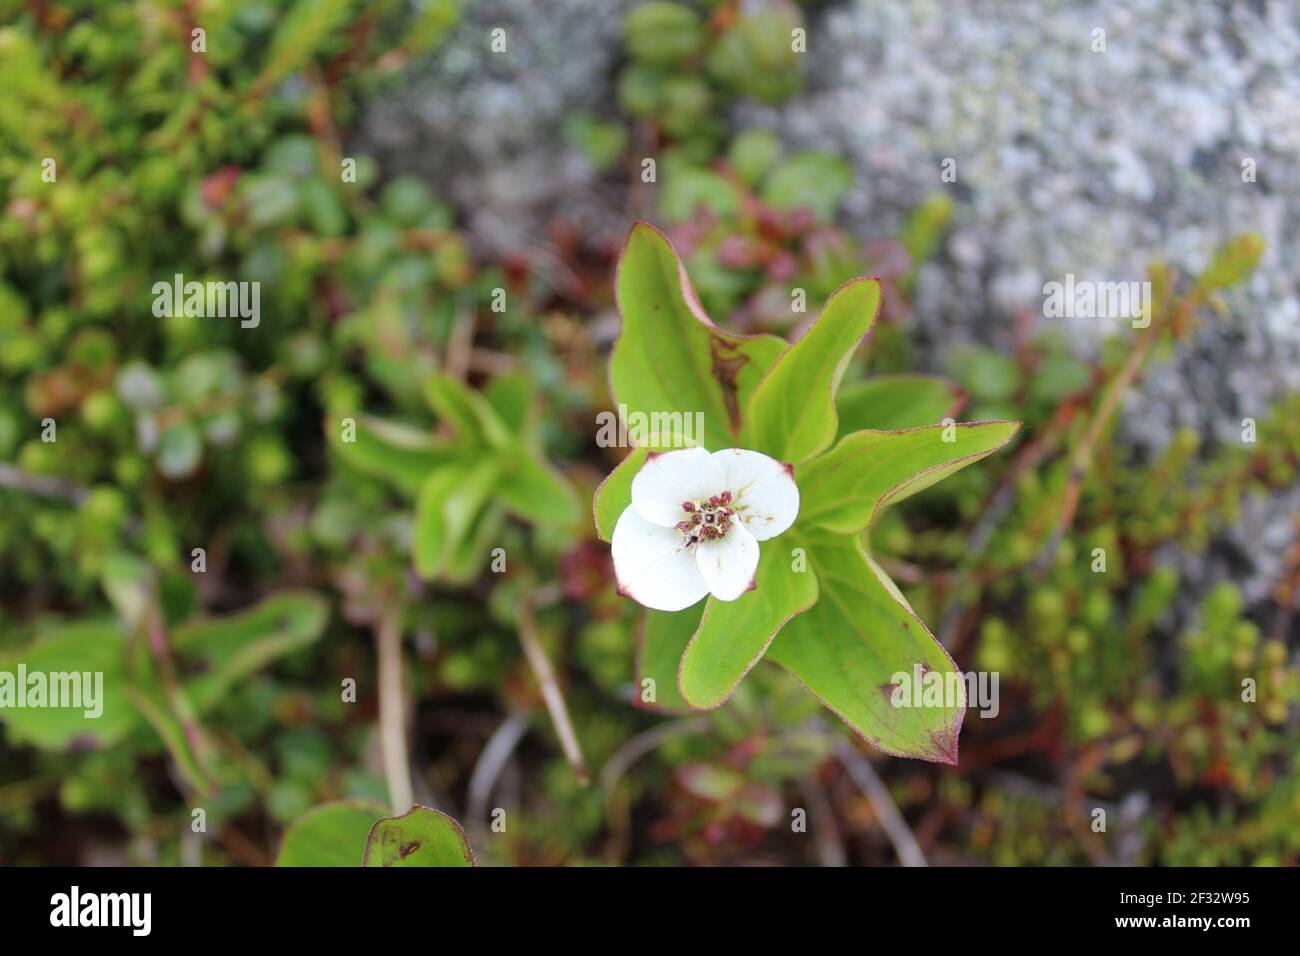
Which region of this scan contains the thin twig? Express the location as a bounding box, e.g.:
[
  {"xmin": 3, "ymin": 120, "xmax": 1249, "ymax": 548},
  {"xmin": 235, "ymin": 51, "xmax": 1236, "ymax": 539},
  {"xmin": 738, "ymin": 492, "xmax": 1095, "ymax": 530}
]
[
  {"xmin": 466, "ymin": 712, "xmax": 531, "ymax": 839},
  {"xmin": 834, "ymin": 740, "xmax": 928, "ymax": 867},
  {"xmin": 375, "ymin": 609, "xmax": 413, "ymax": 813},
  {"xmin": 516, "ymin": 592, "xmax": 589, "ymax": 785},
  {"xmin": 598, "ymin": 716, "xmax": 711, "ymax": 802},
  {"xmin": 467, "ymin": 348, "xmax": 521, "ymax": 376},
  {"xmin": 797, "ymin": 775, "xmax": 848, "ymax": 867},
  {"xmin": 0, "ymin": 463, "xmax": 89, "ymax": 504},
  {"xmin": 598, "ymin": 716, "xmax": 711, "ymax": 861}
]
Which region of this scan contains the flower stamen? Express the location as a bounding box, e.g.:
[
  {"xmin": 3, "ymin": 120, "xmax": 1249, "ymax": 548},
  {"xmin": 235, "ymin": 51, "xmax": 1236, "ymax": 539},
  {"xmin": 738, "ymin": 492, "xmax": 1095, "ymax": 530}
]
[{"xmin": 678, "ymin": 496, "xmax": 735, "ymax": 546}]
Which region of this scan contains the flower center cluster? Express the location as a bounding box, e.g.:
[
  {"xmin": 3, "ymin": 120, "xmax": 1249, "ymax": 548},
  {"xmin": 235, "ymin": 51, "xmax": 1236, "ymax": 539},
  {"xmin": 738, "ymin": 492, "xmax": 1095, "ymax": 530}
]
[{"xmin": 674, "ymin": 491, "xmax": 735, "ymax": 546}]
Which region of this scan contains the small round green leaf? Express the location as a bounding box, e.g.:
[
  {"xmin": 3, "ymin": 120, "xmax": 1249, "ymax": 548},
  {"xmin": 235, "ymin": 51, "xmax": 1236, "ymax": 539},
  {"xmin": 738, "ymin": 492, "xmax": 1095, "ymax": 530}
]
[{"xmin": 362, "ymin": 805, "xmax": 475, "ymax": 867}]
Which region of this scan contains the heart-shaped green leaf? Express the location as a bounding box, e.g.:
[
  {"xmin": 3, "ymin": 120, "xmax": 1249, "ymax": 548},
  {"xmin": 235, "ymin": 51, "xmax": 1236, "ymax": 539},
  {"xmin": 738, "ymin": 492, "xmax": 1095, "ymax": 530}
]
[
  {"xmin": 798, "ymin": 421, "xmax": 1020, "ymax": 535},
  {"xmin": 745, "ymin": 278, "xmax": 881, "ymax": 463},
  {"xmin": 678, "ymin": 545, "xmax": 818, "ymax": 709},
  {"xmin": 611, "ymin": 222, "xmax": 786, "ymax": 451},
  {"xmin": 835, "ymin": 374, "xmax": 965, "ymax": 434},
  {"xmin": 362, "ymin": 805, "xmax": 475, "ymax": 867},
  {"xmin": 276, "ymin": 800, "xmax": 388, "ymax": 867},
  {"xmin": 767, "ymin": 533, "xmax": 965, "ymax": 764}
]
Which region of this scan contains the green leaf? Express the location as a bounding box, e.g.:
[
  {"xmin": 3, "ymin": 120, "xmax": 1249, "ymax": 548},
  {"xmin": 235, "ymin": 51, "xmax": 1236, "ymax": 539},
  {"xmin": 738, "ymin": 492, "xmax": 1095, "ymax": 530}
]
[
  {"xmin": 441, "ymin": 503, "xmax": 505, "ymax": 585},
  {"xmin": 678, "ymin": 545, "xmax": 818, "ymax": 709},
  {"xmin": 899, "ymin": 194, "xmax": 954, "ymax": 283},
  {"xmin": 637, "ymin": 607, "xmax": 699, "ymax": 713},
  {"xmin": 746, "ymin": 278, "xmax": 881, "ymax": 463},
  {"xmin": 768, "ymin": 534, "xmax": 965, "ymax": 764},
  {"xmin": 414, "ymin": 464, "xmax": 468, "ymax": 579},
  {"xmin": 624, "ymin": 2, "xmax": 706, "ymax": 66},
  {"xmin": 276, "ymin": 800, "xmax": 388, "ymax": 867},
  {"xmin": 760, "ymin": 151, "xmax": 853, "ymax": 222},
  {"xmin": 0, "ymin": 619, "xmax": 136, "ymax": 749},
  {"xmin": 659, "ymin": 167, "xmax": 742, "ymax": 224},
  {"xmin": 126, "ymin": 683, "xmax": 213, "ymax": 796},
  {"xmin": 414, "ymin": 458, "xmax": 499, "ymax": 580},
  {"xmin": 253, "ymin": 0, "xmax": 354, "ymax": 94},
  {"xmin": 799, "ymin": 421, "xmax": 1020, "ymax": 535},
  {"xmin": 425, "ymin": 374, "xmax": 511, "ymax": 449},
  {"xmin": 728, "ymin": 128, "xmax": 782, "ymax": 187},
  {"xmin": 1195, "ymin": 233, "xmax": 1264, "ymax": 293},
  {"xmin": 611, "ymin": 223, "xmax": 786, "ymax": 451},
  {"xmin": 946, "ymin": 345, "xmax": 1019, "ymax": 403},
  {"xmin": 173, "ymin": 592, "xmax": 329, "ymax": 712},
  {"xmin": 483, "ymin": 373, "xmax": 533, "ymax": 438},
  {"xmin": 835, "ymin": 375, "xmax": 964, "ymax": 435},
  {"xmin": 404, "ymin": 0, "xmax": 461, "ymax": 54},
  {"xmin": 362, "ymin": 805, "xmax": 475, "ymax": 867},
  {"xmin": 330, "ymin": 414, "xmax": 458, "ymax": 497},
  {"xmin": 498, "ymin": 452, "xmax": 579, "ymax": 526},
  {"xmin": 100, "ymin": 550, "xmax": 154, "ymax": 633}
]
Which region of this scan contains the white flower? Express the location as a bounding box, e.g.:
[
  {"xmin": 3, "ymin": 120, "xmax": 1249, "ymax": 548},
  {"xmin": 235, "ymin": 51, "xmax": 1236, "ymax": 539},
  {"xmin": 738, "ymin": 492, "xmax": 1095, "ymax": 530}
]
[{"xmin": 611, "ymin": 447, "xmax": 800, "ymax": 611}]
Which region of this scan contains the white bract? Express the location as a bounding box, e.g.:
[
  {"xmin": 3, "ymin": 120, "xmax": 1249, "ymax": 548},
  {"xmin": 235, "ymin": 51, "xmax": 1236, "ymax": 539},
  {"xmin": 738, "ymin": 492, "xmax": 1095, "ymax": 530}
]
[{"xmin": 611, "ymin": 447, "xmax": 800, "ymax": 611}]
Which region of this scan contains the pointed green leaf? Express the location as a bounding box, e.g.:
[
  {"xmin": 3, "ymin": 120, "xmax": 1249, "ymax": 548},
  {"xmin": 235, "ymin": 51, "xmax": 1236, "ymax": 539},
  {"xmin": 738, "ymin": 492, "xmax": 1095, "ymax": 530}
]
[
  {"xmin": 483, "ymin": 373, "xmax": 533, "ymax": 437},
  {"xmin": 414, "ymin": 459, "xmax": 498, "ymax": 580},
  {"xmin": 611, "ymin": 223, "xmax": 786, "ymax": 451},
  {"xmin": 330, "ymin": 413, "xmax": 458, "ymax": 497},
  {"xmin": 414, "ymin": 463, "xmax": 469, "ymax": 579},
  {"xmin": 637, "ymin": 606, "xmax": 700, "ymax": 713},
  {"xmin": 799, "ymin": 421, "xmax": 1020, "ymax": 535},
  {"xmin": 678, "ymin": 545, "xmax": 818, "ymax": 709},
  {"xmin": 276, "ymin": 800, "xmax": 388, "ymax": 867},
  {"xmin": 835, "ymin": 375, "xmax": 965, "ymax": 435},
  {"xmin": 768, "ymin": 533, "xmax": 965, "ymax": 764},
  {"xmin": 363, "ymin": 805, "xmax": 475, "ymax": 867},
  {"xmin": 441, "ymin": 502, "xmax": 505, "ymax": 585},
  {"xmin": 499, "ymin": 451, "xmax": 580, "ymax": 526},
  {"xmin": 173, "ymin": 592, "xmax": 329, "ymax": 711},
  {"xmin": 100, "ymin": 551, "xmax": 154, "ymax": 633},
  {"xmin": 425, "ymin": 374, "xmax": 512, "ymax": 448},
  {"xmin": 746, "ymin": 278, "xmax": 881, "ymax": 463},
  {"xmin": 252, "ymin": 0, "xmax": 354, "ymax": 94}
]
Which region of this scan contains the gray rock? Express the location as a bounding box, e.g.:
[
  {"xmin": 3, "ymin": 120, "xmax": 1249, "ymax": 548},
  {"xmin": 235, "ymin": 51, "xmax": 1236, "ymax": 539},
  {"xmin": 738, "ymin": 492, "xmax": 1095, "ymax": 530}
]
[
  {"xmin": 357, "ymin": 0, "xmax": 640, "ymax": 264},
  {"xmin": 755, "ymin": 0, "xmax": 1299, "ymax": 456}
]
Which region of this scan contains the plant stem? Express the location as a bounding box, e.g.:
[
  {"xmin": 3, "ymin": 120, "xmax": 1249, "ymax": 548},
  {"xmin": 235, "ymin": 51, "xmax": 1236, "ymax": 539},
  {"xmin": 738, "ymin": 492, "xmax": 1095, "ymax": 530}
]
[
  {"xmin": 516, "ymin": 592, "xmax": 589, "ymax": 785},
  {"xmin": 834, "ymin": 740, "xmax": 928, "ymax": 867},
  {"xmin": 0, "ymin": 463, "xmax": 88, "ymax": 504},
  {"xmin": 466, "ymin": 712, "xmax": 531, "ymax": 842},
  {"xmin": 375, "ymin": 609, "xmax": 413, "ymax": 813}
]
